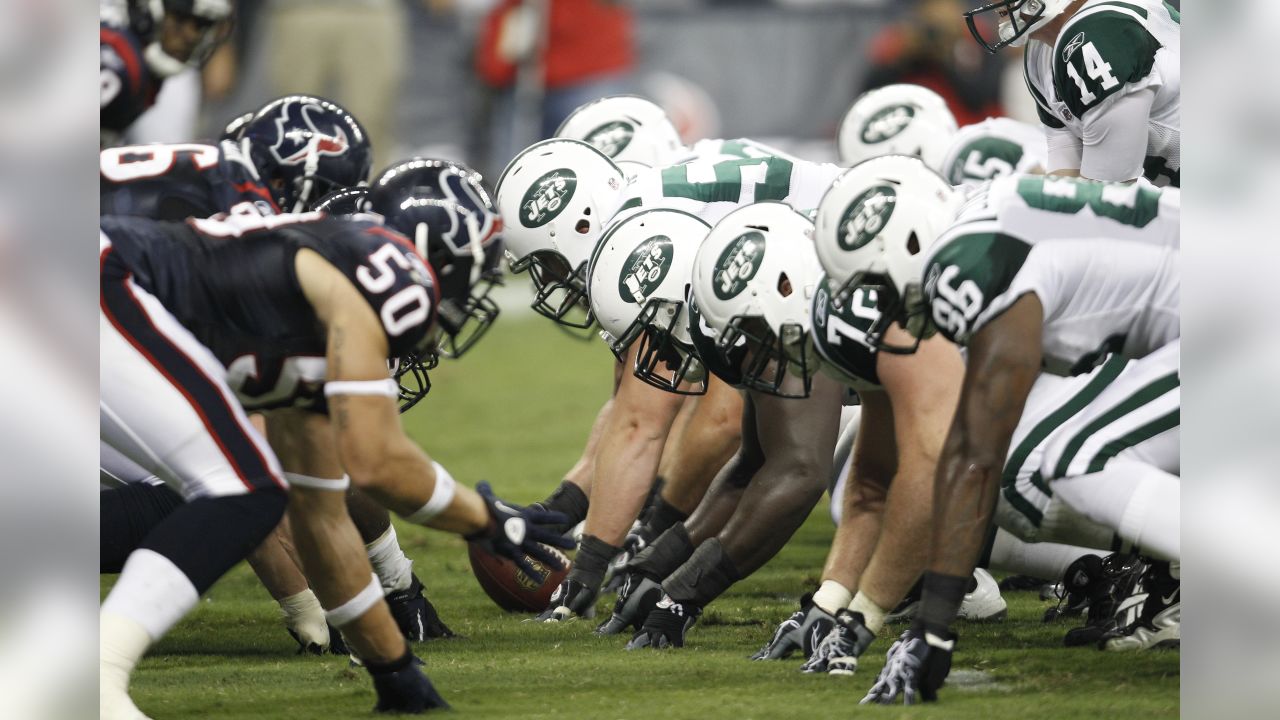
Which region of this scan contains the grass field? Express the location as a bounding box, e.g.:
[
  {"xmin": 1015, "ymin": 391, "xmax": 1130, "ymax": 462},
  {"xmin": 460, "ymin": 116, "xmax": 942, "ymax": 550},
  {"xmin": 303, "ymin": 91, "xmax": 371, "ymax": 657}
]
[{"xmin": 102, "ymin": 315, "xmax": 1180, "ymax": 719}]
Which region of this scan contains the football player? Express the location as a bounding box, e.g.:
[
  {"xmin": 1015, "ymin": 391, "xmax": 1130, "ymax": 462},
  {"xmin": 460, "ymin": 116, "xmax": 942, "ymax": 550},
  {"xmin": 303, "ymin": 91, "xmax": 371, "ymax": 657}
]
[
  {"xmin": 99, "ymin": 210, "xmax": 563, "ymax": 717},
  {"xmin": 495, "ymin": 138, "xmax": 845, "ymax": 622},
  {"xmin": 938, "ymin": 116, "xmax": 1048, "ymax": 186},
  {"xmin": 963, "ymin": 0, "xmax": 1180, "ymax": 186},
  {"xmin": 814, "ymin": 158, "xmax": 1178, "ymax": 704},
  {"xmin": 100, "ymin": 0, "xmax": 233, "ymax": 144}
]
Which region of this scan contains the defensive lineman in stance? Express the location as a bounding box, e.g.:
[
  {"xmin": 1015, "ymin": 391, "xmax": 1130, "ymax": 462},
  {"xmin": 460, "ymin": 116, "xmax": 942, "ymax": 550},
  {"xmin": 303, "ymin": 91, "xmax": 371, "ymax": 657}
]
[{"xmin": 100, "ymin": 212, "xmax": 567, "ymax": 717}]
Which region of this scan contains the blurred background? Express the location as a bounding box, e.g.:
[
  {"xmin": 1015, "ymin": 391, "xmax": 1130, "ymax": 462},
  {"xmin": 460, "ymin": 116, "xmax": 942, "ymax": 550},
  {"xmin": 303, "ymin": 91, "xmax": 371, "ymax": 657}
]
[{"xmin": 125, "ymin": 0, "xmax": 1077, "ymax": 179}]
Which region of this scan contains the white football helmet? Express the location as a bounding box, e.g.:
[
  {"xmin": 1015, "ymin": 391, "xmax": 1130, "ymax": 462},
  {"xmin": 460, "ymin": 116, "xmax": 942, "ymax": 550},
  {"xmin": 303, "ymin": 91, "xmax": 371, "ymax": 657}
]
[
  {"xmin": 555, "ymin": 95, "xmax": 686, "ymax": 167},
  {"xmin": 837, "ymin": 84, "xmax": 958, "ymax": 170},
  {"xmin": 690, "ymin": 202, "xmax": 823, "ymax": 397},
  {"xmin": 588, "ymin": 209, "xmax": 712, "ymax": 393},
  {"xmin": 964, "ymin": 0, "xmax": 1076, "ymax": 53},
  {"xmin": 813, "ymin": 155, "xmax": 962, "ymax": 354},
  {"xmin": 495, "ymin": 139, "xmax": 627, "ymax": 329},
  {"xmin": 940, "ymin": 117, "xmax": 1048, "ymax": 186}
]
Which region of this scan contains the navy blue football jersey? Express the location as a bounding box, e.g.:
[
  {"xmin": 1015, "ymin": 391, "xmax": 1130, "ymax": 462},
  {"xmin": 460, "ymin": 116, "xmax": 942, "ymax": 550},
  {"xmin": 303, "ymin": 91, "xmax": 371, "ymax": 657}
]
[
  {"xmin": 101, "ymin": 23, "xmax": 159, "ymax": 136},
  {"xmin": 101, "ymin": 141, "xmax": 280, "ymax": 220},
  {"xmin": 100, "ymin": 213, "xmax": 439, "ymax": 412}
]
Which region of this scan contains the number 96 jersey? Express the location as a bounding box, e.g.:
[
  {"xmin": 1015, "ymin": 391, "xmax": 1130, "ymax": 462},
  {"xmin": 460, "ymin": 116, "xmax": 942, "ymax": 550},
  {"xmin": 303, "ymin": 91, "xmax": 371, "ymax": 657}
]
[
  {"xmin": 99, "ymin": 213, "xmax": 438, "ymax": 412},
  {"xmin": 923, "ymin": 174, "xmax": 1178, "ymax": 375}
]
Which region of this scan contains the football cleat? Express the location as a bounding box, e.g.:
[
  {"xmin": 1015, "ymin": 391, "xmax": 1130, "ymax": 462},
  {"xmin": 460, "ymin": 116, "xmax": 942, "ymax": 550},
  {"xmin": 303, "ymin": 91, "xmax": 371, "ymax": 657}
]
[
  {"xmin": 1063, "ymin": 554, "xmax": 1148, "ymax": 647},
  {"xmin": 370, "ymin": 660, "xmax": 450, "ymax": 713},
  {"xmin": 1043, "ymin": 554, "xmax": 1106, "ymax": 623},
  {"xmin": 1100, "ymin": 561, "xmax": 1180, "ymax": 651},
  {"xmin": 888, "ymin": 569, "xmax": 1007, "ymax": 624},
  {"xmin": 596, "ymin": 573, "xmax": 664, "ymax": 635},
  {"xmin": 751, "ymin": 594, "xmax": 836, "ymax": 661},
  {"xmin": 625, "ymin": 595, "xmax": 700, "ymax": 649},
  {"xmin": 801, "ymin": 609, "xmax": 876, "ymax": 675},
  {"xmin": 387, "ymin": 574, "xmax": 455, "ymax": 642},
  {"xmin": 535, "ymin": 578, "xmax": 599, "ymax": 622}
]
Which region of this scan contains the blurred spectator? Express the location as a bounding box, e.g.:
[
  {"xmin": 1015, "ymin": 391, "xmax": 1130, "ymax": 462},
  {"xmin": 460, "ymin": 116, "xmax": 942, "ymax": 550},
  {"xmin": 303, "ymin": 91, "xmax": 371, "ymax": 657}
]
[
  {"xmin": 265, "ymin": 0, "xmax": 409, "ymax": 171},
  {"xmin": 860, "ymin": 0, "xmax": 1004, "ymax": 126},
  {"xmin": 476, "ymin": 0, "xmax": 635, "ymax": 174}
]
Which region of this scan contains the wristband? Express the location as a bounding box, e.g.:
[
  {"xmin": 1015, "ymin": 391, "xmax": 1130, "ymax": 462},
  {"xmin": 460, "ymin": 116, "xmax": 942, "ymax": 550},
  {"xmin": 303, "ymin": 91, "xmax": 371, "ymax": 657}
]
[
  {"xmin": 324, "ymin": 379, "xmax": 397, "ymax": 398},
  {"xmin": 917, "ymin": 571, "xmax": 969, "ymax": 635}
]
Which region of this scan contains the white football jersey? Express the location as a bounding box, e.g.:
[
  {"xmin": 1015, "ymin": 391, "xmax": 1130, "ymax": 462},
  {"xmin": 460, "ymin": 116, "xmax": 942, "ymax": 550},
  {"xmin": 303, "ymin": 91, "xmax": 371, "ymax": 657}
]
[
  {"xmin": 615, "ymin": 153, "xmax": 843, "ymax": 227},
  {"xmin": 1024, "ymin": 0, "xmax": 1180, "ymax": 186},
  {"xmin": 940, "ymin": 118, "xmax": 1049, "ymax": 187},
  {"xmin": 923, "ymin": 174, "xmax": 1179, "ymax": 375}
]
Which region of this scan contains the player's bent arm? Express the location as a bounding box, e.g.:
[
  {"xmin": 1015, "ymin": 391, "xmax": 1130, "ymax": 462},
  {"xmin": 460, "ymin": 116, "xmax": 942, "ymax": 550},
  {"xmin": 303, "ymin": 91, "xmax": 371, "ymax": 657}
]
[
  {"xmin": 1080, "ymin": 88, "xmax": 1156, "ymax": 183},
  {"xmin": 1045, "ymin": 126, "xmax": 1084, "ymax": 178},
  {"xmin": 840, "ymin": 389, "xmax": 897, "ymax": 517},
  {"xmin": 295, "ymin": 249, "xmax": 490, "ymax": 536},
  {"xmin": 929, "ymin": 294, "xmax": 1044, "ymax": 579},
  {"xmin": 878, "ymin": 329, "xmax": 965, "ymax": 493}
]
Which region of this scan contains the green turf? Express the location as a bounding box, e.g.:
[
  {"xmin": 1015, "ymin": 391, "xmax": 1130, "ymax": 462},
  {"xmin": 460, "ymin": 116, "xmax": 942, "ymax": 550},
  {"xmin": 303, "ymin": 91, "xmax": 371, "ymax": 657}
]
[{"xmin": 103, "ymin": 315, "xmax": 1179, "ymax": 718}]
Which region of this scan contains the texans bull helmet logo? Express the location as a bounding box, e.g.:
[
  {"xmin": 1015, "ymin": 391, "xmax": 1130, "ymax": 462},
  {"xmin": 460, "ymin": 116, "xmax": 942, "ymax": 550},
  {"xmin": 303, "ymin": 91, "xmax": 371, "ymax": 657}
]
[{"xmin": 268, "ymin": 99, "xmax": 352, "ymax": 167}]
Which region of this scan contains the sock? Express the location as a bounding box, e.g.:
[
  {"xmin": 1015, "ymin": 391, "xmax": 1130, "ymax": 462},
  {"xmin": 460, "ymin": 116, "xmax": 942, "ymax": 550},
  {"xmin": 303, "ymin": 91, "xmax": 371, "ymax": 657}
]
[
  {"xmin": 101, "ymin": 549, "xmax": 199, "ymax": 641},
  {"xmin": 630, "ymin": 523, "xmax": 695, "ymax": 582},
  {"xmin": 138, "ymin": 491, "xmax": 287, "ymax": 592},
  {"xmin": 987, "ymin": 528, "xmax": 1094, "ymax": 582},
  {"xmin": 644, "ymin": 496, "xmax": 688, "ymax": 538},
  {"xmin": 535, "ymin": 481, "xmax": 590, "ymax": 534},
  {"xmin": 663, "ymin": 539, "xmax": 741, "ymax": 607},
  {"xmin": 917, "ymin": 572, "xmax": 969, "ymax": 634},
  {"xmin": 566, "ymin": 534, "xmax": 621, "ymax": 590},
  {"xmin": 812, "ymin": 580, "xmax": 852, "ymax": 615},
  {"xmin": 100, "ymin": 611, "xmax": 153, "ymax": 696},
  {"xmin": 849, "ymin": 591, "xmax": 889, "ymax": 634},
  {"xmin": 101, "ymin": 483, "xmax": 184, "ymax": 573},
  {"xmin": 366, "ymin": 526, "xmax": 414, "ymax": 593},
  {"xmin": 1053, "ymin": 462, "xmax": 1180, "ymax": 562}
]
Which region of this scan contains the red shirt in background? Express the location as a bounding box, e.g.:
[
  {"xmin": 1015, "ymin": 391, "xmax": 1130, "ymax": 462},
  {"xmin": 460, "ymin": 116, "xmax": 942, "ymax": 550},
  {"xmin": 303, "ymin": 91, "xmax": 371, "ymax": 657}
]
[{"xmin": 476, "ymin": 0, "xmax": 634, "ymax": 90}]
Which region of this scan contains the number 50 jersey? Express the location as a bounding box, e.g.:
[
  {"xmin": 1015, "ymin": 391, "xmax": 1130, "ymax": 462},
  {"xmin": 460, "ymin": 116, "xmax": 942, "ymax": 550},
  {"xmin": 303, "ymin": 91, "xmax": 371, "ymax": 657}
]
[
  {"xmin": 99, "ymin": 213, "xmax": 439, "ymax": 412},
  {"xmin": 922, "ymin": 174, "xmax": 1179, "ymax": 376}
]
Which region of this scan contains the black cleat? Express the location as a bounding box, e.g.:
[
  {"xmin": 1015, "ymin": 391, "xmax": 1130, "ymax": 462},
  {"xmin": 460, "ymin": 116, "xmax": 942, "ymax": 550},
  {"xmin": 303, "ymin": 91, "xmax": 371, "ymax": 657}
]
[
  {"xmin": 1063, "ymin": 554, "xmax": 1147, "ymax": 647},
  {"xmin": 387, "ymin": 574, "xmax": 455, "ymax": 642}
]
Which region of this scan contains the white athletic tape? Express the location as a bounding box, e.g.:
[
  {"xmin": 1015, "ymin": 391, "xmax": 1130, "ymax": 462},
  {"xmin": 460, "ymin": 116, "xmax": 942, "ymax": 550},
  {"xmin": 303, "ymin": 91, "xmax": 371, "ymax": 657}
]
[
  {"xmin": 323, "ymin": 573, "xmax": 383, "ymax": 628},
  {"xmin": 324, "ymin": 379, "xmax": 398, "ymax": 398},
  {"xmin": 284, "ymin": 473, "xmax": 351, "ymax": 492},
  {"xmin": 405, "ymin": 461, "xmax": 457, "ymax": 524}
]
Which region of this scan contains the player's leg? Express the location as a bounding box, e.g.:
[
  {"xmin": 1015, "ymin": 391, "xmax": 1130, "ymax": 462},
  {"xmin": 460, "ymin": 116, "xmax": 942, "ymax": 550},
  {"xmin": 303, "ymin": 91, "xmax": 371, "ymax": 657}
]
[
  {"xmin": 628, "ymin": 374, "xmax": 844, "ymax": 649},
  {"xmin": 99, "ymin": 256, "xmax": 288, "ymax": 719}
]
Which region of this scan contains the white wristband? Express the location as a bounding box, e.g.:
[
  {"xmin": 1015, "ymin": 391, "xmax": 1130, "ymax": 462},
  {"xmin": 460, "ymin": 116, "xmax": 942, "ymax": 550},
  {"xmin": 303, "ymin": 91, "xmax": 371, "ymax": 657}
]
[
  {"xmin": 324, "ymin": 379, "xmax": 398, "ymax": 398},
  {"xmin": 323, "ymin": 573, "xmax": 383, "ymax": 628},
  {"xmin": 405, "ymin": 461, "xmax": 457, "ymax": 525},
  {"xmin": 284, "ymin": 473, "xmax": 351, "ymax": 492}
]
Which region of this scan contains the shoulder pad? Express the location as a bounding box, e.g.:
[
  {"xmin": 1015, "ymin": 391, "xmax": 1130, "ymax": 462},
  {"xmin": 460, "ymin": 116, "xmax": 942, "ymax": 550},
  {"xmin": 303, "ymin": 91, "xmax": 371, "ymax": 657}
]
[{"xmin": 1053, "ymin": 9, "xmax": 1161, "ymax": 119}]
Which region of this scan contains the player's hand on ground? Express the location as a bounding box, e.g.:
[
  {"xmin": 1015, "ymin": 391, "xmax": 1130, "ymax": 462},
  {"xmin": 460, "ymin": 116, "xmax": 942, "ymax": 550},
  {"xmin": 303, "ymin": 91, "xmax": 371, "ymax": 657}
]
[
  {"xmin": 596, "ymin": 571, "xmax": 664, "ymax": 635},
  {"xmin": 466, "ymin": 481, "xmax": 574, "ymax": 581},
  {"xmin": 860, "ymin": 624, "xmax": 954, "ymax": 705},
  {"xmin": 625, "ymin": 595, "xmax": 700, "ymax": 649},
  {"xmin": 535, "ymin": 577, "xmax": 600, "ymax": 622}
]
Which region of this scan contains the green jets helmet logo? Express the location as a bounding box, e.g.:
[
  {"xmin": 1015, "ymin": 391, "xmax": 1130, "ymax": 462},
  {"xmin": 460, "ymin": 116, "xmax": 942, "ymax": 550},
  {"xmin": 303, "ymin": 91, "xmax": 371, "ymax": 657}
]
[
  {"xmin": 714, "ymin": 231, "xmax": 765, "ymax": 300},
  {"xmin": 520, "ymin": 169, "xmax": 577, "ymax": 228},
  {"xmin": 861, "ymin": 105, "xmax": 915, "ymax": 144},
  {"xmin": 618, "ymin": 235, "xmax": 674, "ymax": 303},
  {"xmin": 585, "ymin": 121, "xmax": 635, "ymax": 158},
  {"xmin": 837, "ymin": 186, "xmax": 897, "ymax": 250}
]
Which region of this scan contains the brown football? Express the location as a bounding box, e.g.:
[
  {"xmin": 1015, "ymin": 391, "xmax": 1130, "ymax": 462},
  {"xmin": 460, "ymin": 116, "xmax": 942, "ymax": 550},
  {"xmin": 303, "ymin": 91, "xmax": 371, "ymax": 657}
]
[{"xmin": 467, "ymin": 542, "xmax": 571, "ymax": 613}]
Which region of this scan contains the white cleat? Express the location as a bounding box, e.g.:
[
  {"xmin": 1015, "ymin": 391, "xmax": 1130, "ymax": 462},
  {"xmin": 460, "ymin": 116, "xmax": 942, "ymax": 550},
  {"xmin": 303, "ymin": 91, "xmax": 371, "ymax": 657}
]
[{"xmin": 956, "ymin": 568, "xmax": 1008, "ymax": 622}]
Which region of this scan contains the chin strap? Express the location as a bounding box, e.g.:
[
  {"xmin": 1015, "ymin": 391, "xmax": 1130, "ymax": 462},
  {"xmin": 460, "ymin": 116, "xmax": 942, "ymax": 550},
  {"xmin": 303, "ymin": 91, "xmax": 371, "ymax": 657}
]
[{"xmin": 143, "ymin": 42, "xmax": 188, "ymax": 78}]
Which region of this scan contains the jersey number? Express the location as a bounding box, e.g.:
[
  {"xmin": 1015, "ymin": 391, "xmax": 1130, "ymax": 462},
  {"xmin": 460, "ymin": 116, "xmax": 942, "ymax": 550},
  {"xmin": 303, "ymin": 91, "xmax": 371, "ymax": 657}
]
[
  {"xmin": 931, "ymin": 266, "xmax": 984, "ymax": 341},
  {"xmin": 357, "ymin": 244, "xmax": 431, "ymax": 337},
  {"xmin": 100, "ymin": 143, "xmax": 220, "ymax": 182},
  {"xmin": 1065, "ymin": 42, "xmax": 1120, "ymax": 106},
  {"xmin": 962, "ymin": 151, "xmax": 1015, "ymax": 181},
  {"xmin": 661, "ymin": 158, "xmax": 791, "ymax": 205},
  {"xmin": 823, "ymin": 289, "xmax": 879, "ymax": 348}
]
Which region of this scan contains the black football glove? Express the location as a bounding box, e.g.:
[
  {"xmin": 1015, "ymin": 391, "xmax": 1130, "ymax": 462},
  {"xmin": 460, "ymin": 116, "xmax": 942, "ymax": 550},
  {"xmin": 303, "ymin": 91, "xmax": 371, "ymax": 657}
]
[
  {"xmin": 465, "ymin": 481, "xmax": 574, "ymax": 582},
  {"xmin": 860, "ymin": 624, "xmax": 955, "ymax": 705},
  {"xmin": 534, "ymin": 577, "xmax": 600, "ymax": 622},
  {"xmin": 596, "ymin": 571, "xmax": 664, "ymax": 635},
  {"xmin": 752, "ymin": 594, "xmax": 836, "ymax": 661},
  {"xmin": 625, "ymin": 594, "xmax": 700, "ymax": 649}
]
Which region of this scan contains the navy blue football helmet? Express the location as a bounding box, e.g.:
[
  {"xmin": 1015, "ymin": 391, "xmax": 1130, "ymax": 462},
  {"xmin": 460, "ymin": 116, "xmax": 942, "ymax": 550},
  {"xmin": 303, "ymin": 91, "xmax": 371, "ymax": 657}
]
[
  {"xmin": 239, "ymin": 95, "xmax": 373, "ymax": 213},
  {"xmin": 309, "ymin": 186, "xmax": 370, "ymax": 215},
  {"xmin": 363, "ymin": 159, "xmax": 504, "ymax": 359},
  {"xmin": 220, "ymin": 111, "xmax": 255, "ymax": 142}
]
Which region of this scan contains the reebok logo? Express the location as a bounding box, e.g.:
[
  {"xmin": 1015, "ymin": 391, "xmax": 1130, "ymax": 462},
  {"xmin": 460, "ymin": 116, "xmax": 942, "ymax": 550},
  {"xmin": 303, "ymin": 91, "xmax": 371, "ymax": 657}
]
[{"xmin": 1063, "ymin": 32, "xmax": 1086, "ymax": 61}]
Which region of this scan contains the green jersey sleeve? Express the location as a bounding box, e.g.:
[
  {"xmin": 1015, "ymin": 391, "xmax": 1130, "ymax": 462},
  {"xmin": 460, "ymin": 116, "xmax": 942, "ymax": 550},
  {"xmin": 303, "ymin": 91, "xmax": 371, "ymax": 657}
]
[
  {"xmin": 1052, "ymin": 10, "xmax": 1161, "ymax": 120},
  {"xmin": 923, "ymin": 231, "xmax": 1033, "ymax": 346}
]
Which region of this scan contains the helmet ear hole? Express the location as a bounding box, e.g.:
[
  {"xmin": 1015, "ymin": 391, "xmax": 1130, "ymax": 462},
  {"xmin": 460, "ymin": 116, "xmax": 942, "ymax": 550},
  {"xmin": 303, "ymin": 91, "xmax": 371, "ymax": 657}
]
[
  {"xmin": 576, "ymin": 219, "xmax": 592, "ymax": 234},
  {"xmin": 907, "ymin": 231, "xmax": 921, "ymax": 256},
  {"xmin": 777, "ymin": 272, "xmax": 793, "ymax": 298}
]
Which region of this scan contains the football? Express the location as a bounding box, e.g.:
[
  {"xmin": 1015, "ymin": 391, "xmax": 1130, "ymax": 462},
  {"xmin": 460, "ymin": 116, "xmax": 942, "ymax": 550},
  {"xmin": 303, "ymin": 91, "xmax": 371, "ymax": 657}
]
[{"xmin": 467, "ymin": 542, "xmax": 571, "ymax": 613}]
